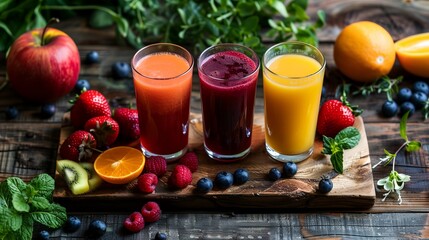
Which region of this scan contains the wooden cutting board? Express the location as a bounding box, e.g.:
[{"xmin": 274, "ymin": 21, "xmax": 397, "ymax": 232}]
[{"xmin": 53, "ymin": 113, "xmax": 375, "ymax": 212}]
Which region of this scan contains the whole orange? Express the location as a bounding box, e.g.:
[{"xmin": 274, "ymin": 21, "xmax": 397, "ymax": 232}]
[{"xmin": 333, "ymin": 21, "xmax": 395, "ymax": 83}]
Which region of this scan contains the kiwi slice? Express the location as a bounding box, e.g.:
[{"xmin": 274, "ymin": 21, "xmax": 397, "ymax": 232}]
[
  {"xmin": 56, "ymin": 160, "xmax": 90, "ymax": 195},
  {"xmin": 79, "ymin": 162, "xmax": 103, "ymax": 191}
]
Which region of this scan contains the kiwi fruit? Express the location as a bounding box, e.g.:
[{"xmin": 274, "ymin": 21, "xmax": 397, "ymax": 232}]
[
  {"xmin": 79, "ymin": 162, "xmax": 103, "ymax": 191},
  {"xmin": 56, "ymin": 160, "xmax": 90, "ymax": 195}
]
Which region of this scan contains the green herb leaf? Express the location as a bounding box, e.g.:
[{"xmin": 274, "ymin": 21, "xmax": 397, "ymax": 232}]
[
  {"xmin": 6, "ymin": 178, "xmax": 26, "ymax": 196},
  {"xmin": 399, "ymin": 111, "xmax": 409, "ymax": 141},
  {"xmin": 406, "ymin": 141, "xmax": 421, "ymax": 152},
  {"xmin": 331, "ymin": 150, "xmax": 344, "ymax": 174},
  {"xmin": 272, "ymin": 0, "xmax": 288, "ymax": 17},
  {"xmin": 29, "ymin": 173, "xmax": 54, "ymax": 199},
  {"xmin": 322, "ymin": 127, "xmax": 361, "ymax": 173},
  {"xmin": 335, "ymin": 127, "xmax": 361, "ymax": 149},
  {"xmin": 12, "ymin": 193, "xmax": 29, "ymax": 213},
  {"xmin": 30, "ymin": 203, "xmax": 67, "ymax": 228},
  {"xmin": 30, "ymin": 197, "xmax": 51, "ymax": 210}
]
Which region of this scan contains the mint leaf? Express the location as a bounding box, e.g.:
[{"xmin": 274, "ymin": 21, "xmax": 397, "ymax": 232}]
[
  {"xmin": 0, "ymin": 181, "xmax": 10, "ymax": 208},
  {"xmin": 331, "ymin": 150, "xmax": 344, "ymax": 174},
  {"xmin": 19, "ymin": 215, "xmax": 33, "ymax": 240},
  {"xmin": 399, "ymin": 111, "xmax": 409, "ymax": 141},
  {"xmin": 406, "ymin": 141, "xmax": 421, "ymax": 152},
  {"xmin": 335, "ymin": 127, "xmax": 361, "ymax": 149},
  {"xmin": 31, "ymin": 203, "xmax": 67, "ymax": 228},
  {"xmin": 8, "ymin": 208, "xmax": 22, "ymax": 232},
  {"xmin": 322, "ymin": 127, "xmax": 361, "ymax": 173},
  {"xmin": 0, "ymin": 207, "xmax": 13, "ymax": 232},
  {"xmin": 30, "ymin": 197, "xmax": 50, "ymax": 210},
  {"xmin": 6, "ymin": 178, "xmax": 26, "ymax": 196},
  {"xmin": 12, "ymin": 193, "xmax": 29, "ymax": 213},
  {"xmin": 29, "ymin": 174, "xmax": 54, "ymax": 199}
]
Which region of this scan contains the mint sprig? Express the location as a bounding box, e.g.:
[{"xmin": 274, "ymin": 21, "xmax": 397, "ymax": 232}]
[
  {"xmin": 0, "ymin": 173, "xmax": 67, "ymax": 239},
  {"xmin": 321, "ymin": 127, "xmax": 361, "ymax": 173},
  {"xmin": 352, "ymin": 76, "xmax": 403, "ymax": 101},
  {"xmin": 373, "ymin": 111, "xmax": 421, "ymax": 204}
]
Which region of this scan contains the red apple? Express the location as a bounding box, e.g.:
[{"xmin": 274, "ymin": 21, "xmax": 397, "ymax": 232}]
[{"xmin": 6, "ymin": 27, "xmax": 80, "ymax": 103}]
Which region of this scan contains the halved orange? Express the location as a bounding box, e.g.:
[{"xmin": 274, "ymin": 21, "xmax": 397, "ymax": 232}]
[
  {"xmin": 395, "ymin": 32, "xmax": 429, "ymax": 78},
  {"xmin": 94, "ymin": 146, "xmax": 145, "ymax": 184}
]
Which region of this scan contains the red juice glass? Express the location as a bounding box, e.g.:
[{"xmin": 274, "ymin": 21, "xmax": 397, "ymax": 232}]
[
  {"xmin": 132, "ymin": 43, "xmax": 193, "ymax": 162},
  {"xmin": 198, "ymin": 44, "xmax": 260, "ymax": 161}
]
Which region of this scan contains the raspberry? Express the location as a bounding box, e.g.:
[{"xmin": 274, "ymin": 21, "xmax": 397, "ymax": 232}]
[
  {"xmin": 178, "ymin": 152, "xmax": 199, "ymax": 172},
  {"xmin": 123, "ymin": 212, "xmax": 145, "ymax": 233},
  {"xmin": 141, "ymin": 201, "xmax": 161, "ymax": 223},
  {"xmin": 137, "ymin": 173, "xmax": 158, "ymax": 194},
  {"xmin": 168, "ymin": 165, "xmax": 192, "ymax": 189},
  {"xmin": 144, "ymin": 156, "xmax": 167, "ymax": 177}
]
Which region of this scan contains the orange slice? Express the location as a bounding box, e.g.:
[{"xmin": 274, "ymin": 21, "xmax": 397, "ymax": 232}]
[
  {"xmin": 395, "ymin": 32, "xmax": 429, "ymax": 78},
  {"xmin": 94, "ymin": 146, "xmax": 145, "ymax": 184}
]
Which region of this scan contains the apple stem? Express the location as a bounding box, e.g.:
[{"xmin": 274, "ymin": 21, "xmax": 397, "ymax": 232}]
[{"xmin": 41, "ymin": 18, "xmax": 60, "ymax": 46}]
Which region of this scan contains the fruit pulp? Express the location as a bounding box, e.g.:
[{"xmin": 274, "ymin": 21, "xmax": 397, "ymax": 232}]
[
  {"xmin": 263, "ymin": 54, "xmax": 324, "ymax": 155},
  {"xmin": 199, "ymin": 50, "xmax": 258, "ymax": 159},
  {"xmin": 394, "ymin": 33, "xmax": 429, "ymax": 77},
  {"xmin": 133, "ymin": 53, "xmax": 192, "ymax": 157}
]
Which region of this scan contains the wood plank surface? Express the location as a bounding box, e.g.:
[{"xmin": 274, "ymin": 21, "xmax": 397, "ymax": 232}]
[
  {"xmin": 54, "ymin": 113, "xmax": 375, "ymax": 211},
  {"xmin": 1, "ymin": 0, "xmax": 429, "ymax": 239}
]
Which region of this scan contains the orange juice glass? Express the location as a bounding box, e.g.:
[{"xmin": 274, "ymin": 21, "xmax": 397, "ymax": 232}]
[
  {"xmin": 132, "ymin": 43, "xmax": 193, "ymax": 162},
  {"xmin": 263, "ymin": 41, "xmax": 325, "ymax": 162}
]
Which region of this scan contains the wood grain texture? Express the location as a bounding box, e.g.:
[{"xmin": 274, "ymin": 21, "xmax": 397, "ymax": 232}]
[{"xmin": 54, "ymin": 113, "xmax": 375, "ymax": 211}]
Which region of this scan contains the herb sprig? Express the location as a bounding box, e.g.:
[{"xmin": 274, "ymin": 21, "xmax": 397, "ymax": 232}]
[
  {"xmin": 373, "ymin": 111, "xmax": 421, "ymax": 204},
  {"xmin": 0, "ymin": 173, "xmax": 67, "ymax": 239},
  {"xmin": 321, "ymin": 126, "xmax": 361, "ymax": 174}
]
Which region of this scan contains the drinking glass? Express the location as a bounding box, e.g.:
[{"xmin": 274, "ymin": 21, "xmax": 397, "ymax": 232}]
[
  {"xmin": 198, "ymin": 44, "xmax": 260, "ymax": 162},
  {"xmin": 132, "ymin": 43, "xmax": 193, "ymax": 162},
  {"xmin": 263, "ymin": 41, "xmax": 326, "ymax": 162}
]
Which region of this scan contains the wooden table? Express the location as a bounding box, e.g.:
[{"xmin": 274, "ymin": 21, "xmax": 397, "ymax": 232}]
[{"xmin": 1, "ymin": 0, "xmax": 428, "ymax": 239}]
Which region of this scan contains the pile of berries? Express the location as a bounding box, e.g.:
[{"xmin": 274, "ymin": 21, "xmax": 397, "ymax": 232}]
[
  {"xmin": 38, "ymin": 216, "xmax": 107, "ymax": 239},
  {"xmin": 59, "ymin": 89, "xmax": 140, "ymax": 162},
  {"xmin": 381, "ymin": 81, "xmax": 429, "ymax": 118},
  {"xmin": 136, "ymin": 152, "xmax": 199, "ymax": 193},
  {"xmin": 123, "ymin": 201, "xmax": 162, "ymax": 233},
  {"xmin": 196, "ymin": 168, "xmax": 250, "ymax": 193}
]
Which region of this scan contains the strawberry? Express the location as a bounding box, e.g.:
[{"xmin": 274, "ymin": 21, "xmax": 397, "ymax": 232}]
[
  {"xmin": 112, "ymin": 108, "xmax": 140, "ymax": 141},
  {"xmin": 141, "ymin": 201, "xmax": 161, "ymax": 223},
  {"xmin": 59, "ymin": 130, "xmax": 97, "ymax": 162},
  {"xmin": 70, "ymin": 90, "xmax": 111, "ymax": 129},
  {"xmin": 84, "ymin": 116, "xmax": 119, "ymax": 147},
  {"xmin": 316, "ymin": 99, "xmax": 356, "ymax": 137},
  {"xmin": 168, "ymin": 165, "xmax": 192, "ymax": 189},
  {"xmin": 137, "ymin": 173, "xmax": 158, "ymax": 194},
  {"xmin": 178, "ymin": 152, "xmax": 199, "ymax": 172},
  {"xmin": 143, "ymin": 156, "xmax": 167, "ymax": 177},
  {"xmin": 123, "ymin": 212, "xmax": 145, "ymax": 233}
]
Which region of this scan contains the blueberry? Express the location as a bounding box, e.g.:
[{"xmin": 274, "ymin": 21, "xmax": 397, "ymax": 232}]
[
  {"xmin": 155, "ymin": 232, "xmax": 168, "ymax": 240},
  {"xmin": 321, "ymin": 85, "xmax": 327, "ymax": 98},
  {"xmin": 87, "ymin": 219, "xmax": 106, "ymax": 238},
  {"xmin": 399, "ymin": 101, "xmax": 415, "ymax": 117},
  {"xmin": 233, "ymin": 168, "xmax": 249, "ymax": 185},
  {"xmin": 112, "ymin": 61, "xmax": 131, "ymax": 79},
  {"xmin": 214, "ymin": 171, "xmax": 234, "ymax": 189},
  {"xmin": 63, "ymin": 215, "xmax": 81, "ymax": 233},
  {"xmin": 396, "ymin": 87, "xmax": 412, "ymax": 103},
  {"xmin": 413, "ymin": 81, "xmax": 429, "ymax": 95},
  {"xmin": 75, "ymin": 79, "xmax": 90, "ymax": 92},
  {"xmin": 318, "ymin": 177, "xmax": 333, "ymax": 193},
  {"xmin": 196, "ymin": 177, "xmax": 213, "ymax": 193},
  {"xmin": 85, "ymin": 51, "xmax": 100, "ymax": 64},
  {"xmin": 282, "ymin": 162, "xmax": 297, "ymax": 178},
  {"xmin": 410, "ymin": 92, "xmax": 428, "ymax": 109},
  {"xmin": 38, "ymin": 230, "xmax": 50, "ymax": 240},
  {"xmin": 40, "ymin": 104, "xmax": 56, "ymax": 119},
  {"xmin": 381, "ymin": 100, "xmax": 399, "ymax": 117},
  {"xmin": 268, "ymin": 168, "xmax": 282, "ymax": 181},
  {"xmin": 5, "ymin": 106, "xmax": 19, "ymax": 120}
]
